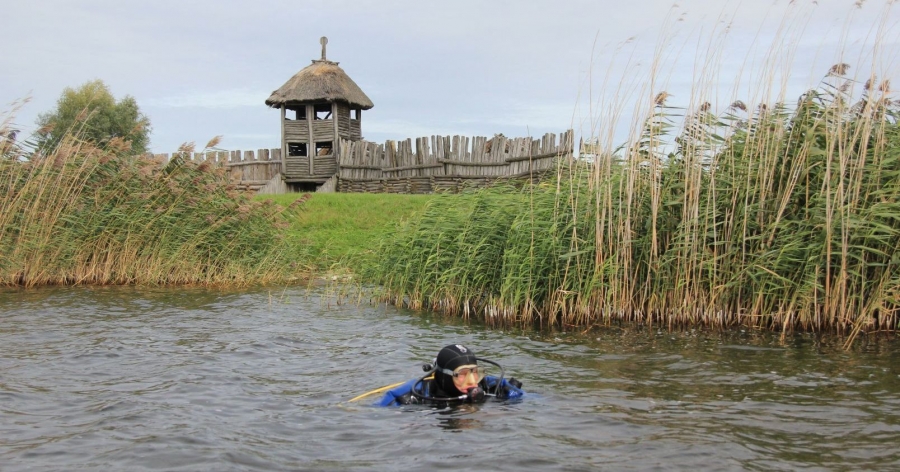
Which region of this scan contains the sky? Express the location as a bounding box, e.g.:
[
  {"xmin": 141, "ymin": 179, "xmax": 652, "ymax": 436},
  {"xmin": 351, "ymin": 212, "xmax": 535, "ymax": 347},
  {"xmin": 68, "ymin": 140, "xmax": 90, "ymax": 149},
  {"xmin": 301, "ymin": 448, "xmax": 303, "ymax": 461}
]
[{"xmin": 1, "ymin": 0, "xmax": 898, "ymax": 154}]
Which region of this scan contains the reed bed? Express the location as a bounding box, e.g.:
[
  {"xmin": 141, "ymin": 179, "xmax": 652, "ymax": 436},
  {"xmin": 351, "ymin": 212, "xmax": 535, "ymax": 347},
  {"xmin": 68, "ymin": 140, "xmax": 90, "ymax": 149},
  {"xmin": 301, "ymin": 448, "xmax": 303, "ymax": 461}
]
[
  {"xmin": 0, "ymin": 132, "xmax": 302, "ymax": 286},
  {"xmin": 368, "ymin": 68, "xmax": 900, "ymax": 343}
]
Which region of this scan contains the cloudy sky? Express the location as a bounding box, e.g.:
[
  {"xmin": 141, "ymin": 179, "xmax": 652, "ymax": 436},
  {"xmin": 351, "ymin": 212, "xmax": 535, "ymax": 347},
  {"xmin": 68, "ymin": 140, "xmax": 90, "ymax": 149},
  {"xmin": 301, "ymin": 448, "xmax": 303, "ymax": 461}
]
[{"xmin": 2, "ymin": 0, "xmax": 897, "ymax": 153}]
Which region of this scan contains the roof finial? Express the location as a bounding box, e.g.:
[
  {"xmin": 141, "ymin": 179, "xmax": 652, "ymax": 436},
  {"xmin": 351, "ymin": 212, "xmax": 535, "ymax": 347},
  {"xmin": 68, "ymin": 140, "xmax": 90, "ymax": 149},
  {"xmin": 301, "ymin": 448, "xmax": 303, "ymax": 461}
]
[{"xmin": 320, "ymin": 36, "xmax": 328, "ymax": 61}]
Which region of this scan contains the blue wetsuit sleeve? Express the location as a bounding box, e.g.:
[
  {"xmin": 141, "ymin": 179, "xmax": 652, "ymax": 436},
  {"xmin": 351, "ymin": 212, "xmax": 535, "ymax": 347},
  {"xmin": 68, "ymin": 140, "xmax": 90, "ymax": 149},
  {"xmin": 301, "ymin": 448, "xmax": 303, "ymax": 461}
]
[
  {"xmin": 484, "ymin": 375, "xmax": 525, "ymax": 400},
  {"xmin": 374, "ymin": 379, "xmax": 417, "ymax": 406}
]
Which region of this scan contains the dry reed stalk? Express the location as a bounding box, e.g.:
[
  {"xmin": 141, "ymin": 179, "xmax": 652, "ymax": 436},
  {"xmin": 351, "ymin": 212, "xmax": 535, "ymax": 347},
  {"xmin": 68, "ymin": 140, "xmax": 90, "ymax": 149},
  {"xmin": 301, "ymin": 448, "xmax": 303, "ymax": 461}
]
[
  {"xmin": 367, "ymin": 3, "xmax": 899, "ymax": 345},
  {"xmin": 1, "ymin": 130, "xmax": 302, "ymax": 286}
]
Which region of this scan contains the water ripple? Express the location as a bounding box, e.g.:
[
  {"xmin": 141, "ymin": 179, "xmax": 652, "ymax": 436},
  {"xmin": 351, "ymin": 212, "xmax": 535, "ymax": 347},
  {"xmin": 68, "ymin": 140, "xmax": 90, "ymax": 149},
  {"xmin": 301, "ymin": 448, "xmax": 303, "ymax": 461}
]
[{"xmin": 1, "ymin": 286, "xmax": 899, "ymax": 471}]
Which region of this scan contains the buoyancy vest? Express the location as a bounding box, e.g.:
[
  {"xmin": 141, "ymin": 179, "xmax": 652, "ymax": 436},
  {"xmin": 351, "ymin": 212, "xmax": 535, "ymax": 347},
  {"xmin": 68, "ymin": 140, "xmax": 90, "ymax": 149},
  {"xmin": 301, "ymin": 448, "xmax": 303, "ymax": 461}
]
[{"xmin": 375, "ymin": 375, "xmax": 524, "ymax": 406}]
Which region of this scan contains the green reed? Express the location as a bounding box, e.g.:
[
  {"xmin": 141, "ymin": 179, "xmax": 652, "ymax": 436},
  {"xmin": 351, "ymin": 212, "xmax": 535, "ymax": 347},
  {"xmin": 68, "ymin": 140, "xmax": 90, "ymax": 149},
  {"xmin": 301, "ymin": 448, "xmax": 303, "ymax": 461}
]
[
  {"xmin": 368, "ymin": 69, "xmax": 900, "ymax": 343},
  {"xmin": 0, "ymin": 135, "xmax": 301, "ymax": 286}
]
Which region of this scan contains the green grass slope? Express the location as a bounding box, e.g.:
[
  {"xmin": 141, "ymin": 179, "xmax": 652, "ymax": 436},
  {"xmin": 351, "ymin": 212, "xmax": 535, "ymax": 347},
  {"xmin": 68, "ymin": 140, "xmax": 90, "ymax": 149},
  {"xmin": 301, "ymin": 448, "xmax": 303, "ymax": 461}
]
[{"xmin": 261, "ymin": 192, "xmax": 434, "ymax": 272}]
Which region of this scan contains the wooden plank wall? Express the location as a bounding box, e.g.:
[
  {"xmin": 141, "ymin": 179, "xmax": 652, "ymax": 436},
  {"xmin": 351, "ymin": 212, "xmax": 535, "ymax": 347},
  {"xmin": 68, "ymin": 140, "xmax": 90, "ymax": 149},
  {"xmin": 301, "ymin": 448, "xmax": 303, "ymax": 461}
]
[
  {"xmin": 283, "ymin": 121, "xmax": 307, "ymax": 142},
  {"xmin": 148, "ymin": 129, "xmax": 575, "ymax": 194},
  {"xmin": 151, "ymin": 148, "xmax": 283, "ymax": 193},
  {"xmin": 336, "ymin": 129, "xmax": 574, "ymax": 193}
]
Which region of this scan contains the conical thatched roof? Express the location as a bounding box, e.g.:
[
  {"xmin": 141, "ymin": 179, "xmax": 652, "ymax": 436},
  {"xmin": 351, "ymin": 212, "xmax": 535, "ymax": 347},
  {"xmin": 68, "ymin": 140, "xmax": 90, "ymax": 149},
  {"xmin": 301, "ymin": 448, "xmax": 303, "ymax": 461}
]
[{"xmin": 265, "ymin": 60, "xmax": 374, "ymax": 110}]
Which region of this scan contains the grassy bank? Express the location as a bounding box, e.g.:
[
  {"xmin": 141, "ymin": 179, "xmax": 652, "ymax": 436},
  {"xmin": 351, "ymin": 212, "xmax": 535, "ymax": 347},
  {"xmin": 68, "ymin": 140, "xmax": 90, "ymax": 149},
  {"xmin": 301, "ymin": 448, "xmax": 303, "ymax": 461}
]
[
  {"xmin": 261, "ymin": 193, "xmax": 434, "ymax": 272},
  {"xmin": 0, "ymin": 112, "xmax": 435, "ymax": 286}
]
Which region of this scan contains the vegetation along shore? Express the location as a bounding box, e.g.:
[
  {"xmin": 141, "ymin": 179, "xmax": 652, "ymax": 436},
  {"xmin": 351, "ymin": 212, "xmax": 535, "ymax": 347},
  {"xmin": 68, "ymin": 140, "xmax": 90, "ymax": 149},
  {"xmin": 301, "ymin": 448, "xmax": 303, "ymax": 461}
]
[
  {"xmin": 0, "ymin": 133, "xmax": 304, "ymax": 286},
  {"xmin": 367, "ymin": 67, "xmax": 900, "ymax": 346},
  {"xmin": 3, "ymin": 17, "xmax": 898, "ymax": 346},
  {"xmin": 3, "ymin": 76, "xmax": 898, "ymax": 345}
]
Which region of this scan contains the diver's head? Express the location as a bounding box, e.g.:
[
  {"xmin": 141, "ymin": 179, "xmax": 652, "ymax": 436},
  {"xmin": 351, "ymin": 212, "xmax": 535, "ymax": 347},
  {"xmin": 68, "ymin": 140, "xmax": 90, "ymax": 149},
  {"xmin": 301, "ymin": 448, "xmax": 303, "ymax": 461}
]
[{"xmin": 434, "ymin": 344, "xmax": 482, "ymax": 396}]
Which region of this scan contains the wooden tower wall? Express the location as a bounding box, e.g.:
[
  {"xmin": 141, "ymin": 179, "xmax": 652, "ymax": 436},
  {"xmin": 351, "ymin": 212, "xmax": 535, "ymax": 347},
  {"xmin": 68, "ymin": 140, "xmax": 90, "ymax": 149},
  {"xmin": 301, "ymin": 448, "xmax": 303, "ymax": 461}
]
[{"xmin": 279, "ymin": 102, "xmax": 361, "ymax": 183}]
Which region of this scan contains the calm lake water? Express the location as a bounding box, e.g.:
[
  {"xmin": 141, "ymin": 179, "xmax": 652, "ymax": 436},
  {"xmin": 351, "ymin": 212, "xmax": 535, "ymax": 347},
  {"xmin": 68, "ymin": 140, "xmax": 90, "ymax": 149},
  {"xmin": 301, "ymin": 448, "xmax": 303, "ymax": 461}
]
[{"xmin": 1, "ymin": 285, "xmax": 899, "ymax": 471}]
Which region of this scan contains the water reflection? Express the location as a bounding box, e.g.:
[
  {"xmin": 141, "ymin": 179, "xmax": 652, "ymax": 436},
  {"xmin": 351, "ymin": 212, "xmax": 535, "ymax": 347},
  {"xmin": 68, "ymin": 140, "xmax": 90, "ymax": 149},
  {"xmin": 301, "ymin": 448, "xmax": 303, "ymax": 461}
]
[{"xmin": 434, "ymin": 405, "xmax": 484, "ymax": 431}]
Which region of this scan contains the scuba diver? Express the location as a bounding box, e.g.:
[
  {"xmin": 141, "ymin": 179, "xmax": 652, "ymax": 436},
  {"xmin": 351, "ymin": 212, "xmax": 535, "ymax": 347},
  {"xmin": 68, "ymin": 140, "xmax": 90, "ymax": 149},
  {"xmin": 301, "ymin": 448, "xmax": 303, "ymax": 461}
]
[{"xmin": 366, "ymin": 344, "xmax": 524, "ymax": 406}]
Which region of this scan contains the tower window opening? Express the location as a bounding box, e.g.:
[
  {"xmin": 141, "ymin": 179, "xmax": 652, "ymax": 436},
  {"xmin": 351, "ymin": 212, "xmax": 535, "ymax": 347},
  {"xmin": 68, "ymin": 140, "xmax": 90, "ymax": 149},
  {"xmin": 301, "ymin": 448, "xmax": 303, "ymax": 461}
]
[
  {"xmin": 314, "ymin": 104, "xmax": 332, "ymax": 120},
  {"xmin": 288, "ymin": 142, "xmax": 308, "ymax": 157},
  {"xmin": 315, "ymin": 141, "xmax": 333, "ymax": 156}
]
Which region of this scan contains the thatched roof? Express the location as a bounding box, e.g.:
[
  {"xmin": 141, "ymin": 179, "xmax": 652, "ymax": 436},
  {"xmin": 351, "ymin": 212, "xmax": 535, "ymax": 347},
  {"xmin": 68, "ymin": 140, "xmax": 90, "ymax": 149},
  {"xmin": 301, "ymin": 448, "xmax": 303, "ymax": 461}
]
[{"xmin": 265, "ymin": 60, "xmax": 374, "ymax": 110}]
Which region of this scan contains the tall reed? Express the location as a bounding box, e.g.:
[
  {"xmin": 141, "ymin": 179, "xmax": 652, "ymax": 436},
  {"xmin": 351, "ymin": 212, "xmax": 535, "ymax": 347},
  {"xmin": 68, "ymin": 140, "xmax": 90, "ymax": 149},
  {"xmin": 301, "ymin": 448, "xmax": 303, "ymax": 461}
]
[
  {"xmin": 0, "ymin": 131, "xmax": 301, "ymax": 286},
  {"xmin": 368, "ymin": 67, "xmax": 899, "ymax": 343}
]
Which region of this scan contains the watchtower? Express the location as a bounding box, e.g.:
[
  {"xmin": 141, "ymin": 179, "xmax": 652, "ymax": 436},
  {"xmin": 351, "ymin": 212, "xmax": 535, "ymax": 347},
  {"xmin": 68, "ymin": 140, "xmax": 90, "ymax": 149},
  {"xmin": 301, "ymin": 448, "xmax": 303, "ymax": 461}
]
[{"xmin": 265, "ymin": 37, "xmax": 374, "ymax": 188}]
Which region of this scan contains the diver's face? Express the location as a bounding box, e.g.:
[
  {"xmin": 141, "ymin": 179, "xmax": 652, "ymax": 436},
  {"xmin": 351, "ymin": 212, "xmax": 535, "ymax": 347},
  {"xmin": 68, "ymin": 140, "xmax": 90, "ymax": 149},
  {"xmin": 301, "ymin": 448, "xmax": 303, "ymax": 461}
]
[{"xmin": 452, "ymin": 364, "xmax": 480, "ymax": 392}]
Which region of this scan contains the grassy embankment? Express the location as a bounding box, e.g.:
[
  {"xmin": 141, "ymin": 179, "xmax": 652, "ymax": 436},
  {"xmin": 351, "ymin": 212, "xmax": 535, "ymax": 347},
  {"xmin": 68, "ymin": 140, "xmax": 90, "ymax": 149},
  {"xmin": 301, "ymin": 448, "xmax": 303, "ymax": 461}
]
[
  {"xmin": 0, "ymin": 110, "xmax": 435, "ymax": 286},
  {"xmin": 260, "ymin": 192, "xmax": 434, "ymax": 273}
]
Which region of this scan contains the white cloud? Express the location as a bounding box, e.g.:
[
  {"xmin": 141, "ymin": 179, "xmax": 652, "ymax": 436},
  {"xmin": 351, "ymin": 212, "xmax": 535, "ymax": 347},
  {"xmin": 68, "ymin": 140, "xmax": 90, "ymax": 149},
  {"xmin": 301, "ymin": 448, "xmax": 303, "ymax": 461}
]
[
  {"xmin": 227, "ymin": 133, "xmax": 278, "ymax": 141},
  {"xmin": 363, "ymin": 119, "xmax": 468, "ymax": 141},
  {"xmin": 454, "ymin": 103, "xmax": 580, "ymax": 132},
  {"xmin": 145, "ymin": 89, "xmax": 269, "ymax": 109}
]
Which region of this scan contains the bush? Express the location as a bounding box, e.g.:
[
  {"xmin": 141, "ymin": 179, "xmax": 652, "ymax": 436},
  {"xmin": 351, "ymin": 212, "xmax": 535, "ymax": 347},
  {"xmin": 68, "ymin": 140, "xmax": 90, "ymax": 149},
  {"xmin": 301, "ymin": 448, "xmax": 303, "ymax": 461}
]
[{"xmin": 36, "ymin": 79, "xmax": 151, "ymax": 154}]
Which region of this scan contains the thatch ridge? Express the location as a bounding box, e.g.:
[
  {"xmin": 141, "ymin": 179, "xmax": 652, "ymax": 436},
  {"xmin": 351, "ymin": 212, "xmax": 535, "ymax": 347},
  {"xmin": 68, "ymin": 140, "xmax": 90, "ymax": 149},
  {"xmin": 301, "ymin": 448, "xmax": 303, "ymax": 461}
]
[{"xmin": 265, "ymin": 60, "xmax": 374, "ymax": 109}]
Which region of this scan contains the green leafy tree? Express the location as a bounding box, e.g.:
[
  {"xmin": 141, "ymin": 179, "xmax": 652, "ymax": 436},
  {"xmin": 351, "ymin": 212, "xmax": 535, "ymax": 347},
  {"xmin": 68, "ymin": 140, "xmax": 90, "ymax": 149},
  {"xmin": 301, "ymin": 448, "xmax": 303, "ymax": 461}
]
[{"xmin": 36, "ymin": 79, "xmax": 151, "ymax": 153}]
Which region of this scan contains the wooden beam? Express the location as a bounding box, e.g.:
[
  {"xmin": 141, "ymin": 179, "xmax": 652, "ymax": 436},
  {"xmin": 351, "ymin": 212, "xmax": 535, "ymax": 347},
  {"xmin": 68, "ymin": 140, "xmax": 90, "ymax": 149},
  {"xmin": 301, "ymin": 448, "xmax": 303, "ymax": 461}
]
[
  {"xmin": 504, "ymin": 151, "xmax": 567, "ymax": 162},
  {"xmin": 226, "ymin": 160, "xmax": 283, "ymax": 168},
  {"xmin": 280, "ymin": 105, "xmax": 286, "ymax": 163},
  {"xmin": 339, "ymin": 164, "xmax": 382, "ymax": 170},
  {"xmin": 332, "ymin": 102, "xmax": 340, "ymax": 148},
  {"xmin": 382, "ymin": 163, "xmax": 444, "ymax": 172},
  {"xmin": 284, "ymin": 177, "xmax": 332, "ymax": 183},
  {"xmin": 438, "ymin": 159, "xmax": 510, "ymax": 167},
  {"xmin": 306, "ymin": 104, "xmax": 314, "ymax": 175}
]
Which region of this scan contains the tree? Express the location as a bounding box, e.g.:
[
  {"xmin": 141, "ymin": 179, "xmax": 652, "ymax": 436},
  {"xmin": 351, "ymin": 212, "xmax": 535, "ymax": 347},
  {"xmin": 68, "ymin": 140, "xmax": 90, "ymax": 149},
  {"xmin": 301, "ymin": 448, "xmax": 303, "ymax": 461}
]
[{"xmin": 36, "ymin": 79, "xmax": 151, "ymax": 154}]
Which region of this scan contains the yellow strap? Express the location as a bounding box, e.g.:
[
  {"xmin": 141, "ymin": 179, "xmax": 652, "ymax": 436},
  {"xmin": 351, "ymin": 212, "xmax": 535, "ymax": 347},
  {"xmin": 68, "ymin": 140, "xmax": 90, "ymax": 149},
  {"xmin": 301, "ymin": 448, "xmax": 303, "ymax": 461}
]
[{"xmin": 347, "ymin": 375, "xmax": 434, "ymax": 403}]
